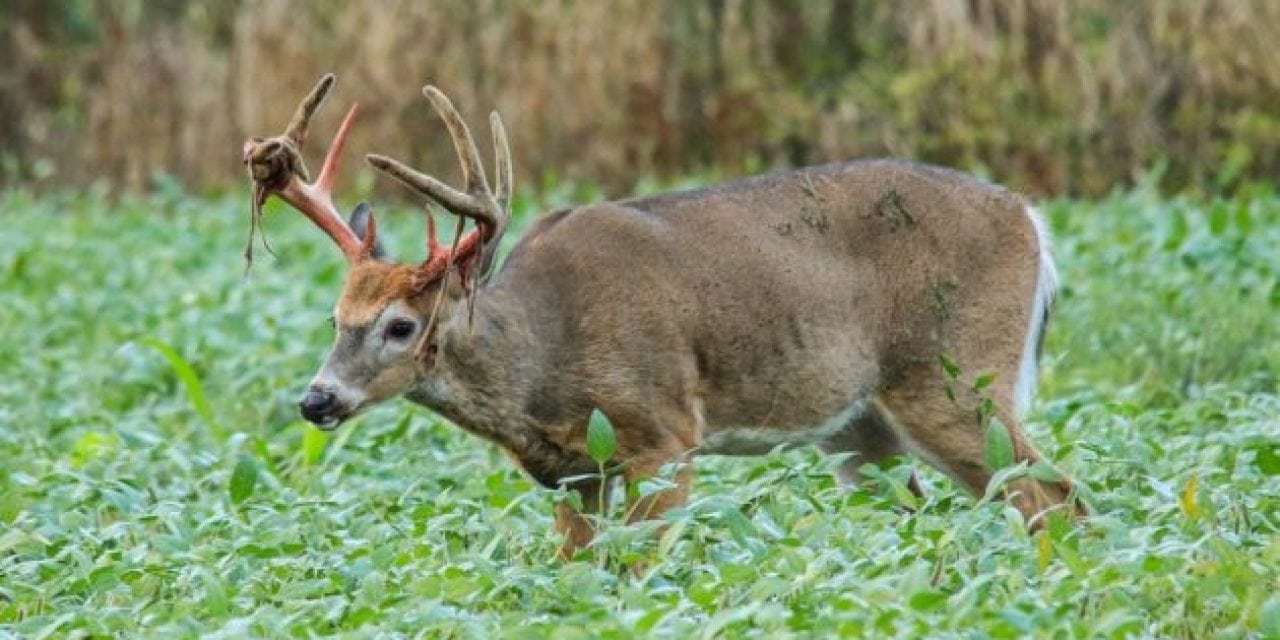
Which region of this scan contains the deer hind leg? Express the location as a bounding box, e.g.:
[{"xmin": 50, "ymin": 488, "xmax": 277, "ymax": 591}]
[
  {"xmin": 818, "ymin": 407, "xmax": 924, "ymax": 497},
  {"xmin": 874, "ymin": 376, "xmax": 1081, "ymax": 526},
  {"xmin": 597, "ymin": 401, "xmax": 700, "ymax": 527},
  {"xmin": 620, "ymin": 445, "xmax": 694, "ymax": 525},
  {"xmin": 554, "ymin": 454, "xmax": 693, "ymax": 563}
]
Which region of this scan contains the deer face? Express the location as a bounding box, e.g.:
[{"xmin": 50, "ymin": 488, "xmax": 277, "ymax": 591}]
[
  {"xmin": 301, "ymin": 262, "xmax": 448, "ymax": 428},
  {"xmin": 241, "ymin": 74, "xmax": 511, "ymax": 431}
]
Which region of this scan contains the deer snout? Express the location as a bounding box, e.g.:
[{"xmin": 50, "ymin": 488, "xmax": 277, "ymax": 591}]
[{"xmin": 298, "ymin": 387, "xmax": 343, "ymax": 429}]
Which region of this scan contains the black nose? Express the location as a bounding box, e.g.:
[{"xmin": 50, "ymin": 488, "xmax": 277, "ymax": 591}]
[{"xmin": 298, "ymin": 388, "xmax": 337, "ymax": 423}]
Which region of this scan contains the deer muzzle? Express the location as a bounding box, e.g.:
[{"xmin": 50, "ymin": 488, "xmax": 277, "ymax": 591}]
[{"xmin": 298, "ymin": 386, "xmax": 346, "ymax": 430}]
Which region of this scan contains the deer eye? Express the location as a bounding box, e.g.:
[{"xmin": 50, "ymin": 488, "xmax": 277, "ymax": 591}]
[{"xmin": 385, "ymin": 319, "xmax": 416, "ymax": 341}]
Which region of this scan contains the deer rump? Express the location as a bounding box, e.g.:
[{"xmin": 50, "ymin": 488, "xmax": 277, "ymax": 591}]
[{"xmin": 473, "ymin": 158, "xmax": 1050, "ymax": 476}]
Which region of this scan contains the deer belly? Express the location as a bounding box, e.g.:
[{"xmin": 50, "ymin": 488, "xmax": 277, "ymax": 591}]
[{"xmin": 699, "ymin": 398, "xmax": 868, "ymax": 456}]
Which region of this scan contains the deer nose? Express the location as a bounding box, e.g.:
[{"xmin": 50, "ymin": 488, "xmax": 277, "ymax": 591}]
[{"xmin": 298, "ymin": 388, "xmax": 338, "ymax": 424}]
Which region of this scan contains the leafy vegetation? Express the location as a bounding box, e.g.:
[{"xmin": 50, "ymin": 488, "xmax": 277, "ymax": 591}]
[{"xmin": 1, "ymin": 183, "xmax": 1278, "ymax": 638}]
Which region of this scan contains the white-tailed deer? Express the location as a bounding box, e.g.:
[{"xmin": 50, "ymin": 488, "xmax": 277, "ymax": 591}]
[{"xmin": 242, "ymin": 75, "xmax": 1083, "ymax": 558}]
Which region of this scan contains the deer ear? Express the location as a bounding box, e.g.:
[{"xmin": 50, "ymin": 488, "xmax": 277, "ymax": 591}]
[{"xmin": 348, "ymin": 202, "xmax": 387, "ymax": 259}]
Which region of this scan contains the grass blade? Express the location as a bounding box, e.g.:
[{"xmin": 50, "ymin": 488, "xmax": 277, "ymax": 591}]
[{"xmin": 141, "ymin": 337, "xmax": 222, "ymax": 437}]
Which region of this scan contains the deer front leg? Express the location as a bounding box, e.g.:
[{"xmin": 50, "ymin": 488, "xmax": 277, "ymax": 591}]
[{"xmin": 554, "ymin": 476, "xmax": 609, "ymax": 560}]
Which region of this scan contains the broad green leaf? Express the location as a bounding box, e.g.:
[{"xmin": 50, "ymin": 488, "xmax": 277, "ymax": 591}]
[
  {"xmin": 886, "ymin": 473, "xmax": 920, "ymax": 510},
  {"xmin": 909, "ymin": 590, "xmax": 948, "ymax": 612},
  {"xmin": 985, "ymin": 417, "xmax": 1015, "ymax": 470},
  {"xmin": 720, "ymin": 505, "xmax": 756, "ymax": 546},
  {"xmin": 69, "ymin": 431, "xmax": 119, "ymax": 468},
  {"xmin": 972, "ymin": 372, "xmax": 996, "ymax": 393},
  {"xmin": 1254, "ymin": 445, "xmax": 1280, "ymax": 476},
  {"xmin": 230, "ymin": 455, "xmax": 258, "ymax": 505},
  {"xmin": 586, "ymin": 409, "xmax": 617, "ymax": 463},
  {"xmin": 1029, "ymin": 461, "xmax": 1065, "ymax": 483},
  {"xmin": 302, "ymin": 425, "xmax": 327, "ymax": 466},
  {"xmin": 980, "ymin": 462, "xmax": 1028, "ymax": 504}
]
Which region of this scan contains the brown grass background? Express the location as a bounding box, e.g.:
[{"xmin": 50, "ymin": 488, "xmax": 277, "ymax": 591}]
[{"xmin": 3, "ymin": 0, "xmax": 1279, "ymax": 197}]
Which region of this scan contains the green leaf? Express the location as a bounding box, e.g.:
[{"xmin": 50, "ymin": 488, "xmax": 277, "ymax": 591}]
[
  {"xmin": 980, "ymin": 462, "xmax": 1029, "ymax": 504},
  {"xmin": 230, "ymin": 455, "xmax": 258, "ymax": 505},
  {"xmin": 1179, "ymin": 474, "xmax": 1199, "ymax": 519},
  {"xmin": 69, "ymin": 430, "xmax": 119, "ymax": 468},
  {"xmin": 657, "ymin": 518, "xmax": 689, "ymax": 558},
  {"xmin": 1260, "ymin": 594, "xmax": 1280, "ymax": 639},
  {"xmin": 197, "ymin": 568, "xmax": 229, "ymax": 617},
  {"xmin": 1255, "ymin": 445, "xmax": 1280, "ymax": 476},
  {"xmin": 939, "ymin": 354, "xmax": 962, "ymax": 379},
  {"xmin": 586, "ymin": 409, "xmax": 617, "ymax": 463},
  {"xmin": 1164, "ymin": 208, "xmax": 1188, "ymax": 250},
  {"xmin": 720, "ymin": 505, "xmax": 756, "ymax": 545},
  {"xmin": 1234, "ymin": 200, "xmax": 1254, "ymax": 235},
  {"xmin": 909, "ymin": 590, "xmax": 949, "ymax": 612},
  {"xmin": 1029, "ymin": 461, "xmax": 1065, "ymax": 483},
  {"xmin": 1209, "ymin": 201, "xmax": 1229, "ymax": 236},
  {"xmin": 985, "ymin": 417, "xmax": 1015, "ymax": 470},
  {"xmin": 972, "ymin": 372, "xmax": 996, "ymax": 393},
  {"xmin": 885, "ymin": 473, "xmax": 920, "ymax": 511},
  {"xmin": 1037, "ymin": 531, "xmax": 1052, "ymax": 572},
  {"xmin": 302, "ymin": 425, "xmax": 327, "ymax": 466}
]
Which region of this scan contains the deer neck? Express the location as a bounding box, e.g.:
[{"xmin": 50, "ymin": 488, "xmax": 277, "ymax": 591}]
[{"xmin": 405, "ymin": 287, "xmax": 536, "ymax": 447}]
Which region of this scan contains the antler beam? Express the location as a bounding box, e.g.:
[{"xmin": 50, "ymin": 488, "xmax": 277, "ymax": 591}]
[{"xmin": 242, "ymin": 73, "xmax": 374, "ymax": 265}]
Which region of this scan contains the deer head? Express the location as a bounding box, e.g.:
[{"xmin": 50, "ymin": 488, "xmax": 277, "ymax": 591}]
[{"xmin": 243, "ymin": 74, "xmax": 511, "ymax": 429}]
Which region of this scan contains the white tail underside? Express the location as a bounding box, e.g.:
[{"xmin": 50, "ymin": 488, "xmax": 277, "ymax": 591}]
[{"xmin": 1014, "ymin": 205, "xmax": 1057, "ymax": 414}]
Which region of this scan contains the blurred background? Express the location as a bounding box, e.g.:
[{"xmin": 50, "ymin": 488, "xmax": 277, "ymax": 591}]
[{"xmin": 3, "ymin": 0, "xmax": 1279, "ymax": 198}]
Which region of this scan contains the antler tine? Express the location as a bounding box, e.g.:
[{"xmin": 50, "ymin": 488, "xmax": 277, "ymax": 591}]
[
  {"xmin": 490, "ymin": 112, "xmax": 513, "ymax": 209},
  {"xmin": 284, "ymin": 100, "xmax": 366, "ymax": 262},
  {"xmin": 424, "ymin": 206, "xmax": 446, "ymax": 260},
  {"xmin": 358, "ymin": 206, "xmax": 379, "ymax": 260},
  {"xmin": 315, "ymin": 103, "xmax": 359, "ymax": 196},
  {"xmin": 242, "ymin": 73, "xmax": 367, "ymax": 265},
  {"xmin": 422, "ymin": 86, "xmax": 491, "ymax": 201},
  {"xmin": 478, "ymin": 111, "xmax": 513, "ymax": 279},
  {"xmin": 283, "ymin": 73, "xmax": 336, "ymax": 152}
]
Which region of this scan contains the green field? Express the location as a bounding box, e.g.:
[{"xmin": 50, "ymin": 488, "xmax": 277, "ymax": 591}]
[{"xmin": 1, "ymin": 183, "xmax": 1278, "ymax": 638}]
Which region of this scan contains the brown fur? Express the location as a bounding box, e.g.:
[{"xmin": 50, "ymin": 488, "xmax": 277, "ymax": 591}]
[
  {"xmin": 249, "ymin": 78, "xmax": 1082, "ymax": 558},
  {"xmin": 314, "ymin": 159, "xmax": 1085, "ymax": 560},
  {"xmin": 337, "ymin": 262, "xmax": 423, "ymax": 324}
]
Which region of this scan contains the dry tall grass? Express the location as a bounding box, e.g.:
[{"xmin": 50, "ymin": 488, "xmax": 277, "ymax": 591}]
[{"xmin": 3, "ymin": 0, "xmax": 1279, "ymax": 197}]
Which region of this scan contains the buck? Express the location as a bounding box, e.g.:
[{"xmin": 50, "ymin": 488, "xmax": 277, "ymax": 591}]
[{"xmin": 242, "ymin": 75, "xmax": 1082, "ymax": 558}]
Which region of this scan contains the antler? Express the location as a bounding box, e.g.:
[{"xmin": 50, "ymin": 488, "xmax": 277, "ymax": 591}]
[
  {"xmin": 365, "ymin": 86, "xmax": 512, "ymax": 285},
  {"xmin": 241, "ymin": 73, "xmax": 376, "ymax": 266}
]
